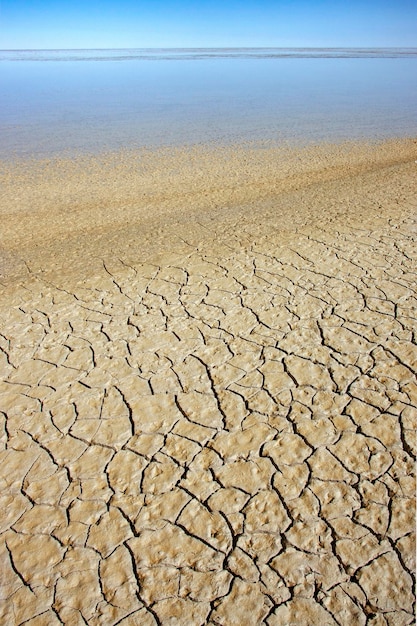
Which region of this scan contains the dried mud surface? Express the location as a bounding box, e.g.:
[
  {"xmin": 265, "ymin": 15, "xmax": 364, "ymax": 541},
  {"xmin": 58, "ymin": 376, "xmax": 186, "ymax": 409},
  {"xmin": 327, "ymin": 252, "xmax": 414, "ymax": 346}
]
[{"xmin": 0, "ymin": 139, "xmax": 416, "ymax": 625}]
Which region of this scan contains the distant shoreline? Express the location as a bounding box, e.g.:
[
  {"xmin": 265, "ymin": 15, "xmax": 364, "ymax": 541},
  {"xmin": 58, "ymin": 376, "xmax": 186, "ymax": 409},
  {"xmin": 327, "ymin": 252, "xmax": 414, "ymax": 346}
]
[{"xmin": 1, "ymin": 47, "xmax": 417, "ymax": 61}]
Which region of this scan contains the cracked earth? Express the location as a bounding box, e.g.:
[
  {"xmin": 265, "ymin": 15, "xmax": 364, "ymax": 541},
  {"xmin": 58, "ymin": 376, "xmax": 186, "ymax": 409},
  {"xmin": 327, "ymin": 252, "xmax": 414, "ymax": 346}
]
[{"xmin": 0, "ymin": 140, "xmax": 416, "ymax": 624}]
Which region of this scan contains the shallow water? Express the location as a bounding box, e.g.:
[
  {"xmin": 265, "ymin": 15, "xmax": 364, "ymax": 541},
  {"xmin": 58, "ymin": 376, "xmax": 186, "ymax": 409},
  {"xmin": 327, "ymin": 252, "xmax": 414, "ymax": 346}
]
[{"xmin": 0, "ymin": 48, "xmax": 416, "ymax": 158}]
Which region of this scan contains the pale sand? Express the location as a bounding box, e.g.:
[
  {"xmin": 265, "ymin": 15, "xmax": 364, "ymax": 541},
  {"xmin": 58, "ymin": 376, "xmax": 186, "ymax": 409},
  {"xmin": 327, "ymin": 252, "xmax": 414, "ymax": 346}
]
[{"xmin": 0, "ymin": 138, "xmax": 416, "ymax": 624}]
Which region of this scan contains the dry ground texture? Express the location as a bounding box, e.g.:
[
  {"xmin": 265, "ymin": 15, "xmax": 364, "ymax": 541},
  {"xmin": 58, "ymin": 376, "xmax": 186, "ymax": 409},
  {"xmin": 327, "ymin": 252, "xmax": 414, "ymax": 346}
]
[{"xmin": 0, "ymin": 139, "xmax": 416, "ymax": 625}]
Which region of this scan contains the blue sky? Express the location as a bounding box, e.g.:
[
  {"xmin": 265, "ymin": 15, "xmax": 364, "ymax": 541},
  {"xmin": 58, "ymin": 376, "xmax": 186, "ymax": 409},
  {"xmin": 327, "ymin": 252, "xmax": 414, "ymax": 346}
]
[{"xmin": 1, "ymin": 0, "xmax": 416, "ymax": 49}]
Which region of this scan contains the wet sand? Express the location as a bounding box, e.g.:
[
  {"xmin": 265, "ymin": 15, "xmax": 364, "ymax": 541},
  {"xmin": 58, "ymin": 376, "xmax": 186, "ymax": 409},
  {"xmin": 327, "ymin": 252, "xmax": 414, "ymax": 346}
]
[{"xmin": 0, "ymin": 138, "xmax": 416, "ymax": 624}]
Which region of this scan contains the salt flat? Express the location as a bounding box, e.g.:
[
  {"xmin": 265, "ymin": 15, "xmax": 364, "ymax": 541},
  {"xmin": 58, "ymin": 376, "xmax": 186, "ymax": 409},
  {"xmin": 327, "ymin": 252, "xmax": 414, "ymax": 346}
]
[{"xmin": 0, "ymin": 139, "xmax": 416, "ymax": 624}]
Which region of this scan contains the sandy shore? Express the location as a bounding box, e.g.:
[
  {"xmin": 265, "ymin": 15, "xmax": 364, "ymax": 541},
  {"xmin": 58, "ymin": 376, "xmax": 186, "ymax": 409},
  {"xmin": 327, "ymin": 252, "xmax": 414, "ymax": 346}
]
[{"xmin": 0, "ymin": 138, "xmax": 416, "ymax": 624}]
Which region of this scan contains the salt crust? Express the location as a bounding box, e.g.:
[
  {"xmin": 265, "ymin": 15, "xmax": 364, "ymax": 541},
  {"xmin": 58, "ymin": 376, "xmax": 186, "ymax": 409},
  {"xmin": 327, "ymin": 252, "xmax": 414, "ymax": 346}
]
[{"xmin": 0, "ymin": 138, "xmax": 415, "ymax": 624}]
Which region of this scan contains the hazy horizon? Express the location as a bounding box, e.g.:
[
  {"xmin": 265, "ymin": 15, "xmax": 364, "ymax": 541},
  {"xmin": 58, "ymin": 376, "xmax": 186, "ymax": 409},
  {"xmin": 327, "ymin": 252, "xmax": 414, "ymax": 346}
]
[
  {"xmin": 1, "ymin": 47, "xmax": 416, "ymax": 60},
  {"xmin": 2, "ymin": 46, "xmax": 417, "ymax": 51}
]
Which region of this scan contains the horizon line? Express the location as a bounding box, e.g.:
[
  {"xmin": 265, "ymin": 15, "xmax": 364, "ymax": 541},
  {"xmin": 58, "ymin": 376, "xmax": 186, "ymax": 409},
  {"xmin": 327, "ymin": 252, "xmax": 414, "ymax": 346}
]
[{"xmin": 2, "ymin": 45, "xmax": 417, "ymax": 51}]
